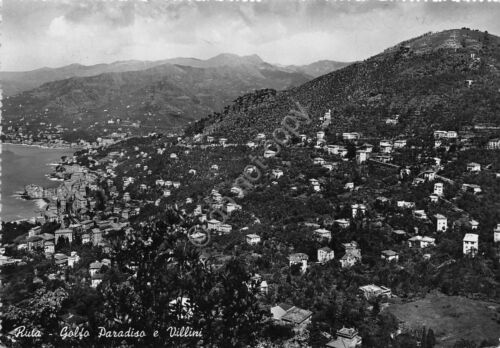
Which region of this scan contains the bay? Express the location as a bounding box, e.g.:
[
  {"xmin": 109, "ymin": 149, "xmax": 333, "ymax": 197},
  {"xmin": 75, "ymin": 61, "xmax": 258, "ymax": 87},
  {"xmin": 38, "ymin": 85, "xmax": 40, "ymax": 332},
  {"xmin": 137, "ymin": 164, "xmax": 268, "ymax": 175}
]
[{"xmin": 1, "ymin": 143, "xmax": 75, "ymax": 222}]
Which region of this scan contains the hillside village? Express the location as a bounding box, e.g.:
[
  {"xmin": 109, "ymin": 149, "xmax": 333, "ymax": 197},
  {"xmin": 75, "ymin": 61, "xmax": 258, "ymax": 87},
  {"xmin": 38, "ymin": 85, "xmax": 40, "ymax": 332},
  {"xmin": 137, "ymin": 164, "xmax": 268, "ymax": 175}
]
[{"xmin": 2, "ymin": 28, "xmax": 500, "ymax": 348}]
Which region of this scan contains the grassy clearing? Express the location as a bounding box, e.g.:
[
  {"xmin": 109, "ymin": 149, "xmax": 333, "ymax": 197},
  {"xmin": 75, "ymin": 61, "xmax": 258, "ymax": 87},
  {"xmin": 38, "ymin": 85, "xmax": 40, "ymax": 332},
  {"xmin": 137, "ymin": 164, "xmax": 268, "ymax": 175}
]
[{"xmin": 388, "ymin": 292, "xmax": 500, "ymax": 347}]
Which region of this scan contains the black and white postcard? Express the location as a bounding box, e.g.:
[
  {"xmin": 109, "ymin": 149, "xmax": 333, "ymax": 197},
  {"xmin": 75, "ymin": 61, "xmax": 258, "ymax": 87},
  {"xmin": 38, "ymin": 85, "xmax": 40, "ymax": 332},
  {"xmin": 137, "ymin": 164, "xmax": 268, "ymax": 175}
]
[{"xmin": 1, "ymin": 1, "xmax": 500, "ymax": 347}]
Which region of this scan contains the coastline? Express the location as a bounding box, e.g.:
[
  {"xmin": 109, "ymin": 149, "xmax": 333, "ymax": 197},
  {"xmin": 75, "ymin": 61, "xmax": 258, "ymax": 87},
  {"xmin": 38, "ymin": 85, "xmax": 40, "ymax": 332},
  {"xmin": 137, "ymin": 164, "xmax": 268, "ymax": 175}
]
[
  {"xmin": 1, "ymin": 143, "xmax": 76, "ymax": 223},
  {"xmin": 1, "ymin": 141, "xmax": 78, "ymax": 150}
]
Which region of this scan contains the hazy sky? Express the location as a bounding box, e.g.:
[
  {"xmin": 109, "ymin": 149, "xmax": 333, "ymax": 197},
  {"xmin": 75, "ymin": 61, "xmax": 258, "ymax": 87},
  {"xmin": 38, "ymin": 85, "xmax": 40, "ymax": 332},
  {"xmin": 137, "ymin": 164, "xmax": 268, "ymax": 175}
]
[{"xmin": 2, "ymin": 0, "xmax": 500, "ymax": 71}]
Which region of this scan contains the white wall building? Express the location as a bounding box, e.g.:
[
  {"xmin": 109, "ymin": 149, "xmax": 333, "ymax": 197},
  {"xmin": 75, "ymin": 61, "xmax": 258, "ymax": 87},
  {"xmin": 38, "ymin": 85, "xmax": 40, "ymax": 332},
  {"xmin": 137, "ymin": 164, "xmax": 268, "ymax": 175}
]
[
  {"xmin": 435, "ymin": 214, "xmax": 448, "ymax": 232},
  {"xmin": 463, "ymin": 233, "xmax": 479, "ymax": 257},
  {"xmin": 493, "ymin": 224, "xmax": 500, "ymax": 243},
  {"xmin": 318, "ymin": 247, "xmax": 334, "ymax": 264},
  {"xmin": 246, "ymin": 234, "xmax": 261, "ymax": 245}
]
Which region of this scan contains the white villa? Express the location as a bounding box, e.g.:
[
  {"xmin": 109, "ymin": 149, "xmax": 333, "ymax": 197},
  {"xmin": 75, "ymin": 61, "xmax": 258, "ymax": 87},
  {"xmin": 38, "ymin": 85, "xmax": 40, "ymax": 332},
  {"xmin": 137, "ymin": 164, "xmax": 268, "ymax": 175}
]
[
  {"xmin": 246, "ymin": 234, "xmax": 261, "ymax": 245},
  {"xmin": 463, "ymin": 233, "xmax": 479, "ymax": 257}
]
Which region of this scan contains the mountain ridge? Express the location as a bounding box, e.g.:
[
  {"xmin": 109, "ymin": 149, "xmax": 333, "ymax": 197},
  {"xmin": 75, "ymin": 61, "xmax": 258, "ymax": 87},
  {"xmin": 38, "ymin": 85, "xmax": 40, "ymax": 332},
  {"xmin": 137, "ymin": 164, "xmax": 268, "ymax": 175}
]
[
  {"xmin": 0, "ymin": 54, "xmax": 350, "ymax": 97},
  {"xmin": 1, "ymin": 61, "xmax": 314, "ymax": 138},
  {"xmin": 186, "ymin": 28, "xmax": 500, "ymax": 142}
]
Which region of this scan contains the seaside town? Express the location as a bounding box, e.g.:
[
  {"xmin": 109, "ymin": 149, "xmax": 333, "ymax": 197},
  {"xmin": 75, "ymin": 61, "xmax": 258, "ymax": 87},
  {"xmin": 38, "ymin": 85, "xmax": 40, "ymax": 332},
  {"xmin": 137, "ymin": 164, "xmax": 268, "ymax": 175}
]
[
  {"xmin": 2, "ymin": 100, "xmax": 500, "ymax": 347},
  {"xmin": 1, "ymin": 120, "xmax": 131, "ymax": 150},
  {"xmin": 1, "ymin": 1, "xmax": 500, "ymax": 345}
]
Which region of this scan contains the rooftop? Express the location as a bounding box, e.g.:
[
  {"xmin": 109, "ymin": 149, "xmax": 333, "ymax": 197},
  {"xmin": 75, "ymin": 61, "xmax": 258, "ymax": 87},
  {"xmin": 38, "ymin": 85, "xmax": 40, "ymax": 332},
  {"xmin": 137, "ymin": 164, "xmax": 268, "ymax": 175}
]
[
  {"xmin": 90, "ymin": 261, "xmax": 102, "ymax": 269},
  {"xmin": 382, "ymin": 250, "xmax": 398, "ymax": 256},
  {"xmin": 278, "ymin": 303, "xmax": 294, "ymax": 312},
  {"xmin": 281, "ymin": 307, "xmax": 312, "ymax": 325},
  {"xmin": 289, "ymin": 253, "xmax": 309, "ymax": 261},
  {"xmin": 463, "ymin": 233, "xmax": 479, "ymax": 242},
  {"xmin": 337, "ymin": 327, "xmax": 359, "ymax": 339}
]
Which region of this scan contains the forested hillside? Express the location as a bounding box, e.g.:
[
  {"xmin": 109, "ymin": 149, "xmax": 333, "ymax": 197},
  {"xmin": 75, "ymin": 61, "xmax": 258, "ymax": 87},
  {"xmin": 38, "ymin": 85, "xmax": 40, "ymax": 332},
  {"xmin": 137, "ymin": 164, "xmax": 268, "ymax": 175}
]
[{"xmin": 190, "ymin": 29, "xmax": 500, "ymax": 142}]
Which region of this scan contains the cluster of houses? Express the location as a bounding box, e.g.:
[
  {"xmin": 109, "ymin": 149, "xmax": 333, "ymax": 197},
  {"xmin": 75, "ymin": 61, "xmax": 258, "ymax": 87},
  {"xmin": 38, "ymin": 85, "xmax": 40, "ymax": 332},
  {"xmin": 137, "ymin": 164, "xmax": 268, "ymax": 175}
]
[
  {"xmin": 3, "ymin": 104, "xmax": 500, "ymax": 347},
  {"xmin": 20, "ymin": 219, "xmax": 124, "ymax": 254}
]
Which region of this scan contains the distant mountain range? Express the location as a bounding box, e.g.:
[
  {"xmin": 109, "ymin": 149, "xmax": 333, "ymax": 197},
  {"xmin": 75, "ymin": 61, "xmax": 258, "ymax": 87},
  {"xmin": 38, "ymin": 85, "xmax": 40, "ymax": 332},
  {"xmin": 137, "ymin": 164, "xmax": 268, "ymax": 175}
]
[
  {"xmin": 6, "ymin": 29, "xmax": 498, "ymax": 143},
  {"xmin": 1, "ymin": 54, "xmax": 351, "ymax": 135},
  {"xmin": 189, "ymin": 29, "xmax": 500, "ymax": 142},
  {"xmin": 0, "ymin": 54, "xmax": 350, "ymax": 97}
]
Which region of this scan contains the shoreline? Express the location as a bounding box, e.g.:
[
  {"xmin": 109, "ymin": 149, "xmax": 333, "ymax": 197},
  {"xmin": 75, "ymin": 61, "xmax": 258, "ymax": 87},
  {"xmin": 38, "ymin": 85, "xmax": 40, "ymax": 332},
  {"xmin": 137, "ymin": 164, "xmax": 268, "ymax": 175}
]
[
  {"xmin": 3, "ymin": 195, "xmax": 46, "ymax": 224},
  {"xmin": 1, "ymin": 141, "xmax": 78, "ymax": 150},
  {"xmin": 1, "ymin": 143, "xmax": 77, "ymax": 223}
]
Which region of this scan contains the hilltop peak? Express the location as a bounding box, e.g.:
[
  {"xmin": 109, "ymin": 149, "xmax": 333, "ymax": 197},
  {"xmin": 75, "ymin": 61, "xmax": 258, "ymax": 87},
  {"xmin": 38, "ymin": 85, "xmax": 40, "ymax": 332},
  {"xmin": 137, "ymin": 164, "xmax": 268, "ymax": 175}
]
[{"xmin": 383, "ymin": 28, "xmax": 498, "ymax": 56}]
